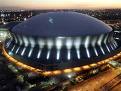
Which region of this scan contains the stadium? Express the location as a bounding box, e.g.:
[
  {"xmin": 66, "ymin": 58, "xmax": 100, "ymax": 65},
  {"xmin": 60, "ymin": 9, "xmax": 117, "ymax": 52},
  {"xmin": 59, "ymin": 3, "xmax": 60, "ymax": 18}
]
[{"xmin": 2, "ymin": 12, "xmax": 121, "ymax": 77}]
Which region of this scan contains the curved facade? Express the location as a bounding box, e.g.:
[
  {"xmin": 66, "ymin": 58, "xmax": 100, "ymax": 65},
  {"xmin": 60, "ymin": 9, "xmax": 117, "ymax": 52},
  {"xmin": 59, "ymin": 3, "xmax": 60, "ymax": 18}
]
[{"xmin": 4, "ymin": 12, "xmax": 119, "ymax": 72}]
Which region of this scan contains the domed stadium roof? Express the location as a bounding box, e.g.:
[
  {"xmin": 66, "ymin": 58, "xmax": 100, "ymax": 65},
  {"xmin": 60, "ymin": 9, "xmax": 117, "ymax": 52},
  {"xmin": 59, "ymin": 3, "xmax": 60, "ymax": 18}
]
[
  {"xmin": 4, "ymin": 12, "xmax": 120, "ymax": 75},
  {"xmin": 12, "ymin": 12, "xmax": 112, "ymax": 37}
]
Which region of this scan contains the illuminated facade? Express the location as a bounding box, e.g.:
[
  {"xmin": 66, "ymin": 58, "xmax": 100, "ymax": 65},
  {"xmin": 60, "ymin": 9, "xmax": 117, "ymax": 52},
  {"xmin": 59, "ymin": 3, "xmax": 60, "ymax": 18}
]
[{"xmin": 3, "ymin": 12, "xmax": 121, "ymax": 76}]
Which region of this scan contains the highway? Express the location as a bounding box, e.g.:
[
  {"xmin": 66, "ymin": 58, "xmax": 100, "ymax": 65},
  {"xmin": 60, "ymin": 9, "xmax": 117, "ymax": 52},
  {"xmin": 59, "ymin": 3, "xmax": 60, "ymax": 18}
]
[
  {"xmin": 68, "ymin": 67, "xmax": 121, "ymax": 91},
  {"xmin": 100, "ymin": 73, "xmax": 121, "ymax": 91}
]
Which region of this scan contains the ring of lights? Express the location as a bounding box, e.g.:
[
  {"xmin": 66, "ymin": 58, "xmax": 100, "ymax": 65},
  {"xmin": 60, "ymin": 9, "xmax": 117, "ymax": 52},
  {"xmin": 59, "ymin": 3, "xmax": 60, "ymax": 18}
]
[
  {"xmin": 3, "ymin": 46, "xmax": 121, "ymax": 76},
  {"xmin": 4, "ymin": 32, "xmax": 118, "ymax": 70}
]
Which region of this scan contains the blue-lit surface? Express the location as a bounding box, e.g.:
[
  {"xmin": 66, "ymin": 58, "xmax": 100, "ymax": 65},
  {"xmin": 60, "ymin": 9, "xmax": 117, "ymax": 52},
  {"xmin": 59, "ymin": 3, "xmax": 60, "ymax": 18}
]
[{"xmin": 12, "ymin": 12, "xmax": 112, "ymax": 37}]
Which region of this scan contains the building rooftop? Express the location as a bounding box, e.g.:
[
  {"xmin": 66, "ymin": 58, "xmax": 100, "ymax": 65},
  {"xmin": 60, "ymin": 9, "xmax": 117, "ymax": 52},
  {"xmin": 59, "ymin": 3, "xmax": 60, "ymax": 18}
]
[{"xmin": 12, "ymin": 12, "xmax": 112, "ymax": 37}]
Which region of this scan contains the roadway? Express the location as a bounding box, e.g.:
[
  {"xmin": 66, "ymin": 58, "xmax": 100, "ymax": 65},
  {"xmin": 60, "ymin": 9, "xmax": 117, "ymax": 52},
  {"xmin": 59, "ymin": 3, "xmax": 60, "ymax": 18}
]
[
  {"xmin": 68, "ymin": 67, "xmax": 121, "ymax": 91},
  {"xmin": 111, "ymin": 81, "xmax": 121, "ymax": 91}
]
